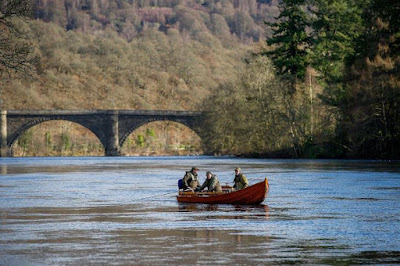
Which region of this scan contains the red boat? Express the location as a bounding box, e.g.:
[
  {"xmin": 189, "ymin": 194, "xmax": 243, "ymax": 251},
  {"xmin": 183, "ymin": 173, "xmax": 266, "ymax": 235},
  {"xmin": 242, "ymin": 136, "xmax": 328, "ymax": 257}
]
[{"xmin": 176, "ymin": 178, "xmax": 269, "ymax": 204}]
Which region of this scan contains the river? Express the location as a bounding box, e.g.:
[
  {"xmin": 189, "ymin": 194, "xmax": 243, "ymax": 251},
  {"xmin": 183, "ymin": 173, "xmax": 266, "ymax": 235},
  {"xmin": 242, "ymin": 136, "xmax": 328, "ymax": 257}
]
[{"xmin": 0, "ymin": 156, "xmax": 399, "ymax": 265}]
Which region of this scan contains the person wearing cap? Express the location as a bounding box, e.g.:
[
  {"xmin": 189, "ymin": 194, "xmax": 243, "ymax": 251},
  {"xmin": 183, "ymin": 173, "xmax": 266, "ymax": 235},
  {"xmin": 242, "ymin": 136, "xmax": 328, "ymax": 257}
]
[
  {"xmin": 233, "ymin": 167, "xmax": 249, "ymax": 190},
  {"xmin": 200, "ymin": 171, "xmax": 222, "ymax": 192},
  {"xmin": 182, "ymin": 167, "xmax": 200, "ymax": 191}
]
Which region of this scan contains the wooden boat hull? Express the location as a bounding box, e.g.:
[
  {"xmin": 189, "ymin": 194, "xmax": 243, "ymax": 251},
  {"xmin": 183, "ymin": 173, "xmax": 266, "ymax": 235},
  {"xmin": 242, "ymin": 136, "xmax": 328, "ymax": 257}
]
[{"xmin": 176, "ymin": 178, "xmax": 269, "ymax": 205}]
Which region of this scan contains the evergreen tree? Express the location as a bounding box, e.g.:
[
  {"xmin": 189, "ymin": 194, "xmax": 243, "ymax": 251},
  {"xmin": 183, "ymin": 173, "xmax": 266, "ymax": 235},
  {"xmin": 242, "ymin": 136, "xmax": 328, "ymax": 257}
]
[
  {"xmin": 265, "ymin": 0, "xmax": 311, "ymax": 93},
  {"xmin": 309, "ymin": 0, "xmax": 363, "ymax": 106}
]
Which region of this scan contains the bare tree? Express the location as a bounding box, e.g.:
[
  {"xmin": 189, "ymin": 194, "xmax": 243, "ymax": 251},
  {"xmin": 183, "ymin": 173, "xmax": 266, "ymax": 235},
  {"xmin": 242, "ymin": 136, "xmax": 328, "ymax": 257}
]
[
  {"xmin": 0, "ymin": 0, "xmax": 31, "ymax": 22},
  {"xmin": 0, "ymin": 0, "xmax": 38, "ymax": 79}
]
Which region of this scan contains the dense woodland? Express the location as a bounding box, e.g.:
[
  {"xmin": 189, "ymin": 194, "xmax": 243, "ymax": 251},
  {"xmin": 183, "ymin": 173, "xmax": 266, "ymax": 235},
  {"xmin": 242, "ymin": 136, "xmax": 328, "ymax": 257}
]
[{"xmin": 1, "ymin": 0, "xmax": 399, "ymax": 159}]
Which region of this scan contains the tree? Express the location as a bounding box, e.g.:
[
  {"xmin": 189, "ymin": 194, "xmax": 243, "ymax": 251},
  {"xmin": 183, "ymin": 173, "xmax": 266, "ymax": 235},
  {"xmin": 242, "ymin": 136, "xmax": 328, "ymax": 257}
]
[
  {"xmin": 339, "ymin": 0, "xmax": 400, "ymax": 159},
  {"xmin": 309, "ymin": 0, "xmax": 363, "ymax": 106},
  {"xmin": 0, "ymin": 0, "xmax": 39, "ymax": 79},
  {"xmin": 263, "ymin": 0, "xmax": 313, "ymax": 157},
  {"xmin": 265, "ymin": 0, "xmax": 311, "ymax": 93},
  {"xmin": 230, "ymin": 10, "xmax": 255, "ymax": 42},
  {"xmin": 0, "ymin": 0, "xmax": 31, "ymax": 21},
  {"xmin": 201, "ymin": 56, "xmax": 304, "ymax": 157}
]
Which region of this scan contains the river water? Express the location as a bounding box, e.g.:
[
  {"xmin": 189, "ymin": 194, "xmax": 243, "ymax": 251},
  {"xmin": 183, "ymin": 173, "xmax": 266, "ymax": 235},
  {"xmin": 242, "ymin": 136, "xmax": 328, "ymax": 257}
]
[{"xmin": 0, "ymin": 156, "xmax": 399, "ymax": 265}]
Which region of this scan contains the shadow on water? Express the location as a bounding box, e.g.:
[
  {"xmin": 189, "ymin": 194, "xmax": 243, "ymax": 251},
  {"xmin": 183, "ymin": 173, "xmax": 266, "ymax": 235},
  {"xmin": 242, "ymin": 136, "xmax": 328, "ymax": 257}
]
[{"xmin": 321, "ymin": 251, "xmax": 400, "ymax": 265}]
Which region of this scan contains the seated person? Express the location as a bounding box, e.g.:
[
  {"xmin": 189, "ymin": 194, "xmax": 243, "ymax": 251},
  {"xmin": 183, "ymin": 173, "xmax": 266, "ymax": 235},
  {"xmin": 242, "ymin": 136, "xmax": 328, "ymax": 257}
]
[
  {"xmin": 200, "ymin": 171, "xmax": 222, "ymax": 192},
  {"xmin": 233, "ymin": 167, "xmax": 249, "ymax": 190},
  {"xmin": 182, "ymin": 167, "xmax": 200, "ymax": 191}
]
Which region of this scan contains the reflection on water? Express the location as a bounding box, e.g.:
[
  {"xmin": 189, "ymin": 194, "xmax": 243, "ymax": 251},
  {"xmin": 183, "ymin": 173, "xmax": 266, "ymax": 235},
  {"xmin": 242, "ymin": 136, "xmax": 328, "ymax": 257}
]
[
  {"xmin": 1, "ymin": 164, "xmax": 6, "ymax": 175},
  {"xmin": 0, "ymin": 157, "xmax": 400, "ymax": 264},
  {"xmin": 178, "ymin": 204, "xmax": 270, "ymax": 221}
]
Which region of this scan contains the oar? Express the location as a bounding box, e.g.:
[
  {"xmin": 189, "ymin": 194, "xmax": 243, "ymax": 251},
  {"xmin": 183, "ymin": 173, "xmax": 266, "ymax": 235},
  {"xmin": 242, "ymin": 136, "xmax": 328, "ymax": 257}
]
[{"xmin": 136, "ymin": 191, "xmax": 177, "ymax": 201}]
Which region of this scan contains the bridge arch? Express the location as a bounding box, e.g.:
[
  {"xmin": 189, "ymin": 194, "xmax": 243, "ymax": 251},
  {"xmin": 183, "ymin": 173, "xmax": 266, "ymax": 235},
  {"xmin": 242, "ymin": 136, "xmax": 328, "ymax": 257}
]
[
  {"xmin": 120, "ymin": 120, "xmax": 203, "ymax": 155},
  {"xmin": 9, "ymin": 119, "xmax": 104, "ymax": 156},
  {"xmin": 119, "ymin": 117, "xmax": 201, "ymax": 147},
  {"xmin": 9, "ymin": 118, "xmax": 104, "ymax": 150}
]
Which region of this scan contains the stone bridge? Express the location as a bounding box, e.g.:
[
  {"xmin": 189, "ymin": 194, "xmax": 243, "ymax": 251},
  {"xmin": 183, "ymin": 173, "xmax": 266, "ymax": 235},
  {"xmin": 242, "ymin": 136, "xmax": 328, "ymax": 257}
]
[{"xmin": 0, "ymin": 110, "xmax": 204, "ymax": 157}]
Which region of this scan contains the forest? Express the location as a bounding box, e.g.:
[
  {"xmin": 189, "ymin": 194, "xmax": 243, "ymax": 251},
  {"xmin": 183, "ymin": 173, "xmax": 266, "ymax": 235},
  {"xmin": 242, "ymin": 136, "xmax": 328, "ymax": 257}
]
[{"xmin": 1, "ymin": 0, "xmax": 399, "ymax": 159}]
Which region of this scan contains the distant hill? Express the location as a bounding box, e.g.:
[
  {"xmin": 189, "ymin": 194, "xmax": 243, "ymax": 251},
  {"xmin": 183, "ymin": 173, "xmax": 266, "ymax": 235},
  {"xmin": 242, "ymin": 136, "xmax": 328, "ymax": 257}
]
[
  {"xmin": 34, "ymin": 0, "xmax": 278, "ymax": 43},
  {"xmin": 3, "ymin": 0, "xmax": 279, "ymax": 111}
]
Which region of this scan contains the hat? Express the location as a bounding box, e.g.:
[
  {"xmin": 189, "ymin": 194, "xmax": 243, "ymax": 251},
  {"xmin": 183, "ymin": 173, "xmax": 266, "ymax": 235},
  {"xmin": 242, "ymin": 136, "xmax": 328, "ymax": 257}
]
[
  {"xmin": 206, "ymin": 171, "xmax": 212, "ymax": 176},
  {"xmin": 235, "ymin": 167, "xmax": 241, "ymax": 172},
  {"xmin": 191, "ymin": 167, "xmax": 199, "ymax": 171}
]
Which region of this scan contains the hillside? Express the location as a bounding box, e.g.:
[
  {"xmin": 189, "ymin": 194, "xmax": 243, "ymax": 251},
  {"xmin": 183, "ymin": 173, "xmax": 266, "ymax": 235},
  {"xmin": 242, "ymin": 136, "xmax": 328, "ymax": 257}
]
[{"xmin": 2, "ymin": 0, "xmax": 279, "ymax": 111}]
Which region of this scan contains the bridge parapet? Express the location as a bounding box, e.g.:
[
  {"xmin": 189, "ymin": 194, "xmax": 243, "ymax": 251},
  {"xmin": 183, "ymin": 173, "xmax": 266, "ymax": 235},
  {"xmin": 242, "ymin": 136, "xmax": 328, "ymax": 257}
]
[{"xmin": 6, "ymin": 110, "xmax": 202, "ymax": 115}]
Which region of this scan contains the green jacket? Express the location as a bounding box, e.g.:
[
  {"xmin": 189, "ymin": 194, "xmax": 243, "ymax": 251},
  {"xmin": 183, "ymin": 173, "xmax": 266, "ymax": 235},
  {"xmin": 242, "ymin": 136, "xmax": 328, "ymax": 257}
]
[
  {"xmin": 234, "ymin": 173, "xmax": 249, "ymax": 190},
  {"xmin": 182, "ymin": 171, "xmax": 199, "ymax": 189},
  {"xmin": 200, "ymin": 175, "xmax": 222, "ymax": 192}
]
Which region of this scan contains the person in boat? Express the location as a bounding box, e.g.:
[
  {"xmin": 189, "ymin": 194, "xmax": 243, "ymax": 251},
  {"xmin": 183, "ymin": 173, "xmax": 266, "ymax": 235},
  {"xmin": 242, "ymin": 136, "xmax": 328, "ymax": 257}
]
[
  {"xmin": 182, "ymin": 167, "xmax": 201, "ymax": 191},
  {"xmin": 233, "ymin": 167, "xmax": 249, "ymax": 190},
  {"xmin": 200, "ymin": 171, "xmax": 222, "ymax": 192}
]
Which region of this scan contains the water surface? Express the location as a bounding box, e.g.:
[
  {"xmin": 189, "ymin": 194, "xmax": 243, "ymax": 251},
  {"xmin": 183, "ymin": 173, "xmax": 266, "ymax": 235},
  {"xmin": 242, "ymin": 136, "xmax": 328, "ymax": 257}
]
[{"xmin": 1, "ymin": 157, "xmax": 400, "ymax": 264}]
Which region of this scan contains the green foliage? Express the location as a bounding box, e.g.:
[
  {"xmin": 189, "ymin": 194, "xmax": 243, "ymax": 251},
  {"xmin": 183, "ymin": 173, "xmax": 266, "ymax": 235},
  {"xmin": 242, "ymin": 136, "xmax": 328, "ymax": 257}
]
[
  {"xmin": 136, "ymin": 134, "xmax": 145, "ymax": 148},
  {"xmin": 45, "ymin": 131, "xmax": 52, "ymax": 148},
  {"xmin": 309, "ymin": 0, "xmax": 363, "ymax": 106},
  {"xmin": 265, "ymin": 0, "xmax": 311, "ymax": 92},
  {"xmin": 263, "ymin": 0, "xmax": 399, "ymax": 159},
  {"xmin": 61, "ymin": 132, "xmax": 72, "ymax": 151},
  {"xmin": 146, "ymin": 128, "xmax": 156, "ymax": 137}
]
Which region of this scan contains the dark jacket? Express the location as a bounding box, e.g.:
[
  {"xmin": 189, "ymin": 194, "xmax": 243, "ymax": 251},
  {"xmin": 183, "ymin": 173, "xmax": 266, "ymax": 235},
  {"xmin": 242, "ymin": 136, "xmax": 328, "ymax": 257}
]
[
  {"xmin": 182, "ymin": 170, "xmax": 200, "ymax": 189},
  {"xmin": 200, "ymin": 174, "xmax": 222, "ymax": 192}
]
